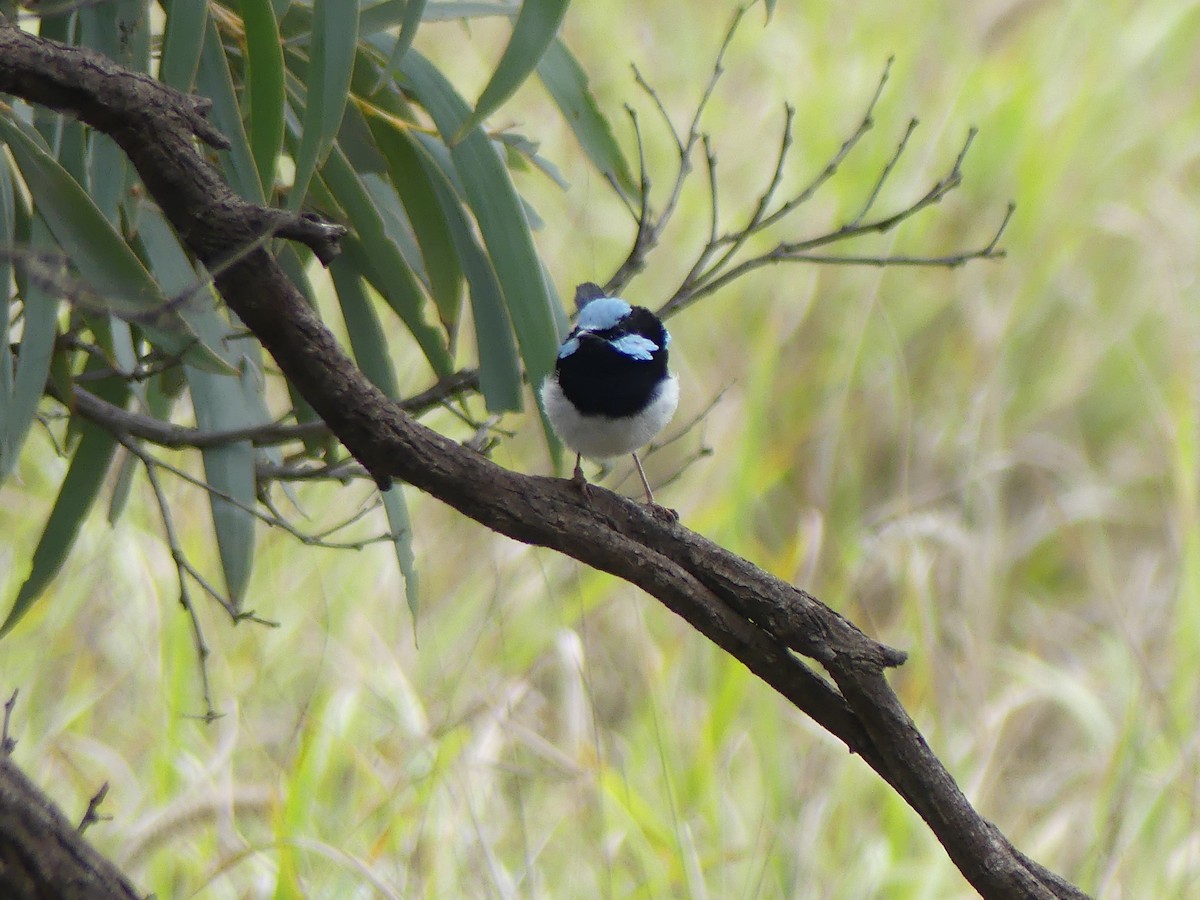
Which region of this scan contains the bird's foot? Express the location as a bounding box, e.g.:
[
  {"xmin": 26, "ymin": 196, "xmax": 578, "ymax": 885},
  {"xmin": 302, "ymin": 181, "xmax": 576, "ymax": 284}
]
[
  {"xmin": 647, "ymin": 502, "xmax": 679, "ymax": 522},
  {"xmin": 570, "ymin": 456, "xmax": 594, "ymax": 501}
]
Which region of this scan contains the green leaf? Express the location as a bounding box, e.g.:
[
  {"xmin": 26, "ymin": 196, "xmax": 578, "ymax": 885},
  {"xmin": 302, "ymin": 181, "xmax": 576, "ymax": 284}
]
[
  {"xmin": 160, "ymin": 0, "xmax": 210, "ymax": 91},
  {"xmin": 0, "ymin": 113, "xmax": 228, "ymax": 372},
  {"xmin": 135, "ymin": 207, "xmax": 265, "ymax": 606},
  {"xmin": 367, "ymin": 115, "xmax": 464, "ymax": 332},
  {"xmin": 329, "ymin": 250, "xmax": 401, "ymax": 398},
  {"xmin": 87, "ymin": 134, "xmax": 130, "ymax": 226},
  {"xmin": 359, "ymin": 0, "xmax": 516, "ymax": 36},
  {"xmin": 537, "ymin": 38, "xmax": 636, "ymax": 194},
  {"xmin": 291, "ymin": 0, "xmax": 360, "ymax": 208},
  {"xmin": 191, "ymin": 387, "xmax": 258, "ymax": 608},
  {"xmin": 0, "ymin": 215, "xmax": 59, "ymax": 482},
  {"xmin": 241, "ymin": 0, "xmax": 286, "ymax": 195},
  {"xmin": 319, "ymin": 146, "xmax": 452, "ymax": 375},
  {"xmin": 402, "ymin": 51, "xmax": 565, "ymax": 407},
  {"xmin": 453, "ymin": 0, "xmax": 570, "ymax": 143},
  {"xmin": 1, "ymin": 375, "xmax": 126, "ymax": 637},
  {"xmin": 381, "ymin": 485, "xmax": 420, "ymax": 636},
  {"xmin": 369, "ymin": 0, "xmax": 427, "ymax": 93},
  {"xmin": 197, "ymin": 18, "xmax": 265, "ymax": 203},
  {"xmin": 397, "ymin": 130, "xmax": 522, "ymax": 412}
]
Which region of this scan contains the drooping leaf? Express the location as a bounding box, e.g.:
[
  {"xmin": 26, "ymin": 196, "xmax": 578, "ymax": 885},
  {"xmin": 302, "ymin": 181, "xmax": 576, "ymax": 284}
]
[
  {"xmin": 368, "ymin": 0, "xmax": 427, "ymax": 92},
  {"xmin": 0, "ymin": 113, "xmax": 228, "ymax": 372},
  {"xmin": 0, "ymin": 216, "xmax": 58, "ymax": 482},
  {"xmin": 160, "ymin": 0, "xmax": 210, "ymax": 91},
  {"xmin": 135, "ymin": 207, "xmax": 267, "ymax": 607},
  {"xmin": 367, "ymin": 114, "xmax": 464, "ymax": 332},
  {"xmin": 394, "ymin": 128, "xmax": 522, "ymax": 412},
  {"xmin": 359, "ymin": 0, "xmax": 517, "ymax": 36},
  {"xmin": 453, "ymin": 0, "xmax": 570, "ymax": 143},
  {"xmin": 196, "ymin": 18, "xmax": 265, "ymax": 203},
  {"xmin": 329, "ymin": 250, "xmax": 400, "ymax": 398},
  {"xmin": 240, "ymin": 0, "xmax": 286, "ymax": 195},
  {"xmin": 291, "ymin": 0, "xmax": 360, "ymax": 208},
  {"xmin": 318, "ymin": 145, "xmax": 452, "ymax": 375},
  {"xmin": 1, "ymin": 374, "xmax": 127, "ymax": 637},
  {"xmin": 537, "ymin": 38, "xmax": 636, "ymax": 194},
  {"xmin": 381, "ymin": 484, "xmax": 420, "ymax": 635},
  {"xmin": 402, "ymin": 50, "xmax": 565, "ymax": 408}
]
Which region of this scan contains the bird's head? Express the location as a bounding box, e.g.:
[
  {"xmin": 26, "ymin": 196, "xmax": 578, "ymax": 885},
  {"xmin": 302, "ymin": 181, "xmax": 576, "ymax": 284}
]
[{"xmin": 557, "ymin": 284, "xmax": 670, "ymax": 364}]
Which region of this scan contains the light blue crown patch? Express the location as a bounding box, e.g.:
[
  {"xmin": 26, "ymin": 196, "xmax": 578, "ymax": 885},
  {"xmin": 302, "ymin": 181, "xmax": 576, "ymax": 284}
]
[{"xmin": 576, "ymin": 296, "xmax": 631, "ymax": 331}]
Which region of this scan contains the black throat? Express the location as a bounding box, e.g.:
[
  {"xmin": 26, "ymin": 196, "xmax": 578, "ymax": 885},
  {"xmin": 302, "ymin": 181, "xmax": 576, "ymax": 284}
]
[{"xmin": 555, "ymin": 308, "xmax": 670, "ymax": 418}]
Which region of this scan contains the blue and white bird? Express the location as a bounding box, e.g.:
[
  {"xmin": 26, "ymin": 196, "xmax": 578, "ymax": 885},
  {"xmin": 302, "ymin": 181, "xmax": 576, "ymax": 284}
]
[{"xmin": 541, "ymin": 282, "xmax": 679, "ymax": 504}]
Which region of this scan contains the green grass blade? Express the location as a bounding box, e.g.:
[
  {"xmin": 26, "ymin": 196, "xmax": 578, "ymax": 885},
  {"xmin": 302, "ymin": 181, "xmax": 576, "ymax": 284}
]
[
  {"xmin": 381, "ymin": 485, "xmax": 420, "ymax": 634},
  {"xmin": 290, "ymin": 0, "xmax": 360, "ymax": 208},
  {"xmin": 1, "ymin": 376, "xmax": 126, "ymax": 637},
  {"xmin": 453, "ymin": 0, "xmax": 570, "ymax": 143},
  {"xmin": 537, "ymin": 38, "xmax": 635, "ymax": 194},
  {"xmin": 160, "ymin": 0, "xmax": 209, "ymax": 91},
  {"xmin": 240, "ymin": 0, "xmax": 286, "ymax": 196},
  {"xmin": 402, "ymin": 50, "xmax": 565, "ymax": 408}
]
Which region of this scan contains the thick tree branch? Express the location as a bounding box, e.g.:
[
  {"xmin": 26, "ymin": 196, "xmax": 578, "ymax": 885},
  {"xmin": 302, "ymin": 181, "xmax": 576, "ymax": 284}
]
[
  {"xmin": 0, "ymin": 24, "xmax": 1088, "ymax": 900},
  {"xmin": 0, "ymin": 754, "xmax": 141, "ymax": 900}
]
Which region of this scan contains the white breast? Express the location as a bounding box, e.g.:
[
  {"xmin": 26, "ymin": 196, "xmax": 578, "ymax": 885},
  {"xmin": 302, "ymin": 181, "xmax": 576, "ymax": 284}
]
[{"xmin": 541, "ymin": 375, "xmax": 679, "ymax": 460}]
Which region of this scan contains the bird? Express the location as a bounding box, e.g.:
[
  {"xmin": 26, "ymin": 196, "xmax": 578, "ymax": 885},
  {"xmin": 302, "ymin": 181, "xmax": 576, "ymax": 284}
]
[{"xmin": 541, "ymin": 282, "xmax": 679, "ymax": 505}]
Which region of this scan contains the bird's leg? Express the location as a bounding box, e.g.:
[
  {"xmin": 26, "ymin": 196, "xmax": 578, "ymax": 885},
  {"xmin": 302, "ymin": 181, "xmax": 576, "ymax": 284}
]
[
  {"xmin": 632, "ymin": 452, "xmax": 655, "ymax": 504},
  {"xmin": 570, "ymin": 453, "xmax": 593, "ymax": 499},
  {"xmin": 633, "ymin": 453, "xmax": 679, "ymax": 520}
]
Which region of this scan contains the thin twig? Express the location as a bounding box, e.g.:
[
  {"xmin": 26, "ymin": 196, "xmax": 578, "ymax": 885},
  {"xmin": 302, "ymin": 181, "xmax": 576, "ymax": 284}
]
[
  {"xmin": 849, "ymin": 116, "xmax": 920, "ymax": 227},
  {"xmin": 77, "ymin": 783, "xmax": 111, "ymax": 833},
  {"xmin": 1, "ymin": 688, "xmax": 17, "ymax": 755},
  {"xmin": 132, "ymin": 437, "xmax": 220, "ymax": 722}
]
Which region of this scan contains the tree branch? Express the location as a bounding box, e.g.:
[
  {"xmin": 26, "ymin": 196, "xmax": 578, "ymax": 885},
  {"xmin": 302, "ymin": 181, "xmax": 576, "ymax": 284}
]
[{"xmin": 0, "ymin": 23, "xmax": 1087, "ymax": 900}]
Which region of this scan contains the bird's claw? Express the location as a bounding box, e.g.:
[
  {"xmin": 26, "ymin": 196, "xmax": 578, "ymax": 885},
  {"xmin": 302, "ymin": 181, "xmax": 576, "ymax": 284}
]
[{"xmin": 647, "ymin": 502, "xmax": 679, "ymax": 522}]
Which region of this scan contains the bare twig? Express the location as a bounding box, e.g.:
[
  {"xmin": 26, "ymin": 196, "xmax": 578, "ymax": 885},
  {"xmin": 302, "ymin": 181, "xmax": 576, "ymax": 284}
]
[
  {"xmin": 77, "ymin": 783, "xmax": 111, "ymax": 834},
  {"xmin": 2, "ymin": 688, "xmax": 18, "ymax": 755},
  {"xmin": 130, "ymin": 435, "xmax": 220, "ymax": 722}
]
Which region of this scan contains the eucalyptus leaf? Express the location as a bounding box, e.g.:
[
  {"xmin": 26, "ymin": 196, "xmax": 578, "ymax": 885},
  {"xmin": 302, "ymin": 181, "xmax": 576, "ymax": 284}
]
[
  {"xmin": 1, "ymin": 375, "xmax": 127, "ymax": 638},
  {"xmin": 454, "ymin": 0, "xmax": 570, "ymax": 143},
  {"xmin": 537, "ymin": 38, "xmax": 636, "ymax": 194},
  {"xmin": 160, "ymin": 0, "xmax": 210, "ymax": 91},
  {"xmin": 381, "ymin": 484, "xmax": 420, "ymax": 635},
  {"xmin": 402, "ymin": 50, "xmax": 565, "ymax": 410},
  {"xmin": 291, "ymin": 0, "xmax": 360, "ymax": 208},
  {"xmin": 0, "ymin": 113, "xmax": 228, "ymax": 373},
  {"xmin": 241, "ymin": 0, "xmax": 286, "ymax": 195}
]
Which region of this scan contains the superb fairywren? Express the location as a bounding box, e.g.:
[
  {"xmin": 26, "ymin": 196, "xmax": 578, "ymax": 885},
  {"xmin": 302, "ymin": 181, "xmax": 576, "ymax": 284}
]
[{"xmin": 541, "ymin": 282, "xmax": 679, "ymax": 504}]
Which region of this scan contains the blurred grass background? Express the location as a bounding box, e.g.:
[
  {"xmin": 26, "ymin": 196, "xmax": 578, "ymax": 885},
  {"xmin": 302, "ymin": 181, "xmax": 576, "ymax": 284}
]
[{"xmin": 4, "ymin": 0, "xmax": 1200, "ymax": 896}]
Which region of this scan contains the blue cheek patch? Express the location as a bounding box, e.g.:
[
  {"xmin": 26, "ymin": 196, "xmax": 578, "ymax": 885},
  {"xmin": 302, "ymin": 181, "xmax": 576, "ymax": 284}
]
[
  {"xmin": 576, "ymin": 296, "xmax": 631, "ymax": 331},
  {"xmin": 557, "ymin": 335, "xmax": 581, "ymax": 359},
  {"xmin": 609, "ymin": 333, "xmax": 659, "ymax": 361}
]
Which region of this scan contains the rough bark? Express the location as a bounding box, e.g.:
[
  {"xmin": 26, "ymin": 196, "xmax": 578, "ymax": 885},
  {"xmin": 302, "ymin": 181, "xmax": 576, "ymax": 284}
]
[
  {"xmin": 0, "ymin": 754, "xmax": 141, "ymax": 900},
  {"xmin": 0, "ymin": 23, "xmax": 1090, "ymax": 900}
]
